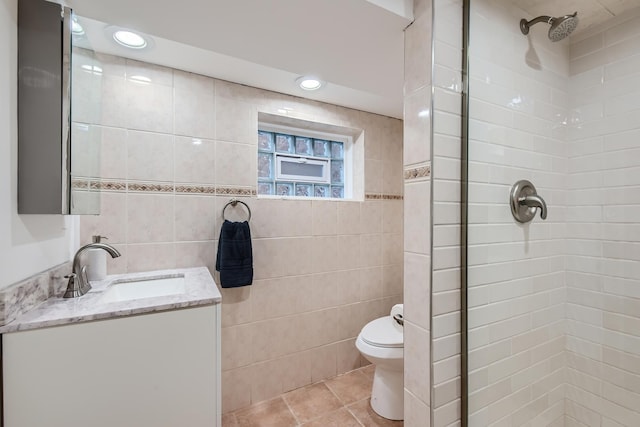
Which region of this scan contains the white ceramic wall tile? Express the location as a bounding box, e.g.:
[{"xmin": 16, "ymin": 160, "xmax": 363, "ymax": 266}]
[
  {"xmin": 125, "ymin": 79, "xmax": 174, "ymax": 134},
  {"xmin": 404, "ymin": 87, "xmax": 432, "ymax": 166},
  {"xmin": 126, "ymin": 194, "xmax": 175, "ymax": 243},
  {"xmin": 126, "ymin": 131, "xmax": 174, "ymax": 182},
  {"xmin": 173, "ymin": 70, "xmax": 215, "ymax": 139},
  {"xmin": 174, "ymin": 136, "xmax": 216, "ymax": 184}
]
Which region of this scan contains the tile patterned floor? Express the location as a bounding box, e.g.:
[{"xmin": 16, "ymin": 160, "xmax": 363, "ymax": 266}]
[{"xmin": 222, "ymin": 365, "xmax": 404, "ymax": 427}]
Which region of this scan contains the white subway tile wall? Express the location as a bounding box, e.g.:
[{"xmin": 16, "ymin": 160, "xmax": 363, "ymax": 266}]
[
  {"xmin": 566, "ymin": 8, "xmax": 640, "ymax": 427},
  {"xmin": 466, "ymin": 1, "xmax": 569, "ymax": 425},
  {"xmin": 465, "ymin": 2, "xmax": 640, "ymax": 427},
  {"xmin": 431, "ymin": 0, "xmax": 463, "ymax": 425},
  {"xmin": 73, "ymin": 49, "xmax": 404, "ymax": 413}
]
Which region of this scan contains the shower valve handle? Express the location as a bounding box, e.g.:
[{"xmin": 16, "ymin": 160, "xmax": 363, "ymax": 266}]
[
  {"xmin": 518, "ymin": 194, "xmax": 547, "ymax": 220},
  {"xmin": 510, "ymin": 180, "xmax": 548, "ymax": 223}
]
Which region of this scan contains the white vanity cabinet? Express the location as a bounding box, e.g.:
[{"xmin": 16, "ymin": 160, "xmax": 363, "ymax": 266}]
[{"xmin": 2, "ymin": 304, "xmax": 221, "ymax": 427}]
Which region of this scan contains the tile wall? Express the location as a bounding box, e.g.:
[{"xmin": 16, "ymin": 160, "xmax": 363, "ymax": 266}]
[
  {"xmin": 403, "ymin": 0, "xmax": 463, "ymax": 424},
  {"xmin": 403, "ymin": 0, "xmax": 433, "ymax": 424},
  {"xmin": 466, "ymin": 1, "xmax": 569, "ymax": 425},
  {"xmin": 566, "ymin": 8, "xmax": 640, "ymax": 426},
  {"xmin": 73, "ymin": 50, "xmax": 404, "ymax": 413},
  {"xmin": 430, "ymin": 0, "xmax": 464, "ymax": 425},
  {"xmin": 405, "ymin": 1, "xmax": 640, "ymax": 425}
]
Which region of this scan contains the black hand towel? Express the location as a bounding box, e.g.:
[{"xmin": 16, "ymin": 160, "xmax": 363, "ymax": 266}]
[{"xmin": 216, "ymin": 220, "xmax": 253, "ymax": 288}]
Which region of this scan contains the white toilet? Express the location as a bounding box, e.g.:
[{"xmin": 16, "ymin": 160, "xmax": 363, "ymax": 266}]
[{"xmin": 356, "ymin": 304, "xmax": 404, "ymax": 420}]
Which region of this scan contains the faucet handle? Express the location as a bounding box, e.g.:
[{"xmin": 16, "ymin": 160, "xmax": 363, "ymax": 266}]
[
  {"xmin": 63, "ymin": 273, "xmax": 81, "ymax": 298},
  {"xmin": 510, "ymin": 180, "xmax": 548, "ymax": 223},
  {"xmin": 92, "ymin": 235, "xmax": 108, "ymax": 243}
]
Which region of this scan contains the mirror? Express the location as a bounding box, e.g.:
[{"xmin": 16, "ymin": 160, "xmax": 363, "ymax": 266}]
[
  {"xmin": 68, "ymin": 33, "xmax": 104, "ymax": 214},
  {"xmin": 17, "ymin": 0, "xmax": 101, "ymax": 215}
]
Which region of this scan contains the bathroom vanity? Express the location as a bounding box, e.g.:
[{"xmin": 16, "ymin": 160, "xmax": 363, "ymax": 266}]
[{"xmin": 1, "ymin": 268, "xmax": 221, "ymax": 427}]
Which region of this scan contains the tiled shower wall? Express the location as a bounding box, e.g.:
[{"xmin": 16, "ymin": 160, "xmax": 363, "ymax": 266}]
[
  {"xmin": 566, "ymin": 9, "xmax": 640, "ymax": 426},
  {"xmin": 73, "ymin": 50, "xmax": 404, "ymax": 413},
  {"xmin": 430, "ymin": 0, "xmax": 463, "ymax": 425},
  {"xmin": 407, "ymin": 1, "xmax": 640, "ymax": 425},
  {"xmin": 466, "ymin": 1, "xmax": 569, "ymax": 425}
]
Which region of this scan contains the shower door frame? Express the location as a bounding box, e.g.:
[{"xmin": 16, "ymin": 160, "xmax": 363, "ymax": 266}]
[{"xmin": 460, "ymin": 0, "xmax": 471, "ymax": 426}]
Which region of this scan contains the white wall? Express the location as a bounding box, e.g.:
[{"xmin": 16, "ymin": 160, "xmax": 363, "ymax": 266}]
[
  {"xmin": 0, "ymin": 0, "xmax": 75, "ymax": 289},
  {"xmin": 566, "ymin": 9, "xmax": 640, "ymax": 426}
]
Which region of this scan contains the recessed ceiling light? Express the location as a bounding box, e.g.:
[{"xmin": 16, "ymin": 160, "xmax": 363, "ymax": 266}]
[
  {"xmin": 113, "ymin": 30, "xmax": 147, "ymax": 49},
  {"xmin": 296, "ymin": 76, "xmax": 324, "ymax": 91},
  {"xmin": 105, "ymin": 26, "xmax": 155, "ymax": 51}
]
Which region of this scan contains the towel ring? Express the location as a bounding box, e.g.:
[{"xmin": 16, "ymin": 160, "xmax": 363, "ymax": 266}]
[{"xmin": 222, "ymin": 199, "xmax": 251, "ymax": 222}]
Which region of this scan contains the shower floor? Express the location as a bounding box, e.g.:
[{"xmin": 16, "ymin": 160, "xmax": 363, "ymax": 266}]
[{"xmin": 222, "ymin": 364, "xmax": 404, "ymax": 426}]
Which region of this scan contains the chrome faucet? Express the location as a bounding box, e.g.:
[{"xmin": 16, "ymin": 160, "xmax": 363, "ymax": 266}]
[{"xmin": 63, "ymin": 242, "xmax": 121, "ymax": 298}]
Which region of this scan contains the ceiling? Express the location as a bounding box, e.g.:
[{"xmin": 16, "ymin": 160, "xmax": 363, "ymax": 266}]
[
  {"xmin": 66, "ymin": 0, "xmax": 413, "ymax": 119},
  {"xmin": 514, "ymin": 0, "xmax": 640, "ymax": 37},
  {"xmin": 65, "ymin": 0, "xmax": 637, "ymax": 120}
]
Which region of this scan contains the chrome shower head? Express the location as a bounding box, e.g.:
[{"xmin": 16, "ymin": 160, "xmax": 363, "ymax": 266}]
[
  {"xmin": 549, "ymin": 12, "xmax": 579, "ymax": 41},
  {"xmin": 520, "ymin": 12, "xmax": 579, "ymax": 42}
]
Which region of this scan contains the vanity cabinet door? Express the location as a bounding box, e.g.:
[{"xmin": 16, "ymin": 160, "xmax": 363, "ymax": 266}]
[{"xmin": 2, "ymin": 305, "xmax": 221, "ymax": 427}]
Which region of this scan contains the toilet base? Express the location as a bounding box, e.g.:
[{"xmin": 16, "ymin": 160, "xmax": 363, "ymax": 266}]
[{"xmin": 370, "ymin": 365, "xmax": 404, "ymax": 421}]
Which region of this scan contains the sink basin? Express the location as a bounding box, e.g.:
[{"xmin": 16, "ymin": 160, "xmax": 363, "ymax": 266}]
[{"xmin": 100, "ymin": 274, "xmax": 186, "ymax": 303}]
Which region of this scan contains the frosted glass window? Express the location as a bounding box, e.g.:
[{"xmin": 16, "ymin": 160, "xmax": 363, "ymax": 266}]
[{"xmin": 277, "ymin": 156, "xmax": 328, "ymax": 182}]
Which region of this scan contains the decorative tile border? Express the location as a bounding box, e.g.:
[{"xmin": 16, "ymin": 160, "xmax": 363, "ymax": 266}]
[
  {"xmin": 72, "ymin": 179, "xmax": 89, "ymax": 190},
  {"xmin": 128, "ymin": 182, "xmax": 174, "ymax": 193},
  {"xmin": 176, "ymin": 185, "xmax": 216, "ymax": 195},
  {"xmin": 216, "ymin": 187, "xmax": 257, "ymax": 196},
  {"xmin": 90, "ymin": 180, "xmax": 127, "ymax": 191},
  {"xmin": 75, "ymin": 179, "xmax": 404, "ymax": 200},
  {"xmin": 404, "ymin": 165, "xmax": 431, "ymax": 181},
  {"xmin": 0, "ymin": 262, "xmax": 71, "ymax": 327},
  {"xmin": 365, "ymin": 194, "xmax": 404, "ymax": 200},
  {"xmin": 80, "ymin": 180, "xmax": 256, "ymax": 196}
]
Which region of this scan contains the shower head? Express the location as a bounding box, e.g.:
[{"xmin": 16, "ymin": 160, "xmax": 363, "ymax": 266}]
[{"xmin": 520, "ymin": 12, "xmax": 579, "ymax": 42}]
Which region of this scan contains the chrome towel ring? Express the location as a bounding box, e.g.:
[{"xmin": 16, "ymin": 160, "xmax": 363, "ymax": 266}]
[{"xmin": 222, "ymin": 199, "xmax": 251, "ymax": 222}]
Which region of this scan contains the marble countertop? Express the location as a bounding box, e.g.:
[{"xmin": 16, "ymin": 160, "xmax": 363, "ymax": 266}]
[{"xmin": 0, "ymin": 267, "xmax": 221, "ymax": 334}]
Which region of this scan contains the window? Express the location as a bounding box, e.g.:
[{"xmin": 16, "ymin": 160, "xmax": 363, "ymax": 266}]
[{"xmin": 257, "ymin": 124, "xmax": 351, "ymax": 199}]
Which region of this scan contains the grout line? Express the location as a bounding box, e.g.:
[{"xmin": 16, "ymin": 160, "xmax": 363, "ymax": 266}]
[
  {"xmin": 322, "ymin": 378, "xmax": 368, "ymax": 427},
  {"xmin": 280, "ymin": 392, "xmax": 302, "ymax": 426},
  {"xmin": 344, "ymin": 398, "xmax": 367, "ymax": 427},
  {"xmin": 323, "ymin": 378, "xmax": 347, "ymax": 405}
]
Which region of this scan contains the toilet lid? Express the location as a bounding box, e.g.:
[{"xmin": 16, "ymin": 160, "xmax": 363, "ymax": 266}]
[{"xmin": 361, "ymin": 317, "xmax": 403, "ymax": 348}]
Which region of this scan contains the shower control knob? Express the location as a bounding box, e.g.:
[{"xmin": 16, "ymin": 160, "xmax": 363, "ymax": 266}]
[{"xmin": 510, "ymin": 180, "xmax": 548, "ymax": 223}]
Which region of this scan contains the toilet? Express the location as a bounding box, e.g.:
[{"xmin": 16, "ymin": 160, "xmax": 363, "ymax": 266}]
[{"xmin": 355, "ymin": 304, "xmax": 404, "ymax": 420}]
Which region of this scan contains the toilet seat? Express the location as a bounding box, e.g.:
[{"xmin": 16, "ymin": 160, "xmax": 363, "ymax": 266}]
[{"xmin": 360, "ymin": 317, "xmax": 403, "ymax": 348}]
